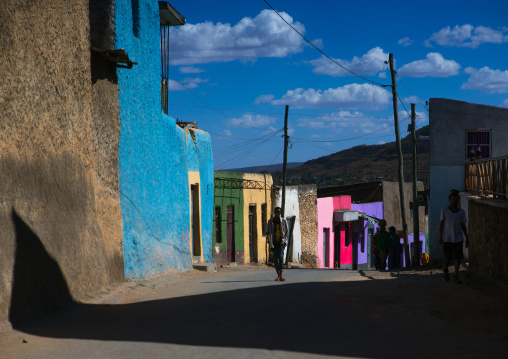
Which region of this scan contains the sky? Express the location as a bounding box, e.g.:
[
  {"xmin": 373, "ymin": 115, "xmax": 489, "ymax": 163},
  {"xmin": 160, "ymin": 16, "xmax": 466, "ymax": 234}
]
[{"xmin": 164, "ymin": 0, "xmax": 508, "ymax": 170}]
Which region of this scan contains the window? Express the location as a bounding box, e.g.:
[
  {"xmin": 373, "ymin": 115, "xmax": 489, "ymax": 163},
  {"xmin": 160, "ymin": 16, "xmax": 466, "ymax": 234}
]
[
  {"xmin": 466, "ymin": 130, "xmax": 491, "ymax": 159},
  {"xmin": 215, "ymin": 207, "xmax": 222, "ymax": 243}
]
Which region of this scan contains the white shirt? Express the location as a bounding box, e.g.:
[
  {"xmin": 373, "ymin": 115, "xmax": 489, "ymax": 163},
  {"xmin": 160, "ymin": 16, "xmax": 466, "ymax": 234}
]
[{"xmin": 440, "ymin": 207, "xmax": 467, "ymax": 243}]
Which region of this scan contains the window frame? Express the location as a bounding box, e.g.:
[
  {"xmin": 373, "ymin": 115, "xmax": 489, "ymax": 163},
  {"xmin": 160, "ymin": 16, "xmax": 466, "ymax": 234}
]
[{"xmin": 465, "ymin": 129, "xmax": 491, "ymax": 160}]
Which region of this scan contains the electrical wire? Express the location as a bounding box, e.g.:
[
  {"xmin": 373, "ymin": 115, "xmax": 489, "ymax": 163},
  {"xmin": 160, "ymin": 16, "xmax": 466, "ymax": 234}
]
[
  {"xmin": 213, "ymin": 128, "xmax": 283, "ymax": 158},
  {"xmin": 166, "ymin": 69, "xmax": 275, "ymax": 130},
  {"xmin": 263, "ymin": 0, "xmax": 390, "ymax": 88},
  {"xmin": 215, "ymin": 130, "xmax": 282, "ymax": 169},
  {"xmin": 168, "ymin": 103, "xmax": 392, "ymax": 119},
  {"xmin": 396, "ymin": 74, "xmax": 430, "ymax": 113}
]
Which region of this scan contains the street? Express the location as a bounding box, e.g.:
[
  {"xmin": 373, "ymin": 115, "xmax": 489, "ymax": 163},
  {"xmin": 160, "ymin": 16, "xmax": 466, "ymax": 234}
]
[{"xmin": 1, "ymin": 265, "xmax": 508, "ymax": 359}]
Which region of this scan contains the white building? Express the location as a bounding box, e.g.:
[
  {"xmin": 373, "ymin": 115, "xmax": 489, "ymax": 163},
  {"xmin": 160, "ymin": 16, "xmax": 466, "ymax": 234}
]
[{"xmin": 429, "ymin": 98, "xmax": 508, "ymax": 260}]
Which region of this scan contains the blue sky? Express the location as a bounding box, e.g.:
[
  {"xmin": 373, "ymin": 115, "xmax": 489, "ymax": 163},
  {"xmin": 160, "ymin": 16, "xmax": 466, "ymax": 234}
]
[{"xmin": 164, "ymin": 0, "xmax": 508, "ymax": 170}]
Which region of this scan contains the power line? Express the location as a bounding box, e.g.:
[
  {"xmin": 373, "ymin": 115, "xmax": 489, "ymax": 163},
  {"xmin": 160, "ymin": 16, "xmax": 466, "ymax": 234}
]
[
  {"xmin": 168, "ymin": 103, "xmax": 396, "ymax": 119},
  {"xmin": 263, "ymin": 0, "xmax": 390, "ymax": 88},
  {"xmin": 166, "ymin": 69, "xmax": 274, "ymax": 130},
  {"xmin": 396, "ymin": 74, "xmax": 430, "ymax": 114},
  {"xmin": 215, "ymin": 130, "xmax": 282, "ymax": 169},
  {"xmin": 212, "ymin": 129, "xmax": 283, "ymax": 158}
]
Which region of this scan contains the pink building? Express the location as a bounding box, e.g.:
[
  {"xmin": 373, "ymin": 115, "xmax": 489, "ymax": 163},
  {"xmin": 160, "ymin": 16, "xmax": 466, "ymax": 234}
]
[{"xmin": 317, "ymin": 196, "xmax": 357, "ymax": 269}]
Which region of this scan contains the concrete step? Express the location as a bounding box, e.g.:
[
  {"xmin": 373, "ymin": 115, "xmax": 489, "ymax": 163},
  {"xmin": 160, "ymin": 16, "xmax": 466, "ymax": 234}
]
[
  {"xmin": 192, "ymin": 256, "xmax": 201, "ymax": 264},
  {"xmin": 288, "ymin": 262, "xmax": 304, "ymax": 269},
  {"xmin": 193, "ymin": 262, "xmax": 217, "ymax": 272}
]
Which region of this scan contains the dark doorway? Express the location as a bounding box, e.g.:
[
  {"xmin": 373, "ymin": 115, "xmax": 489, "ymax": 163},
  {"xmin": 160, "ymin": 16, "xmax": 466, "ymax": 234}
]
[
  {"xmin": 248, "ymin": 205, "xmax": 257, "ymax": 262},
  {"xmin": 323, "ymin": 228, "xmax": 330, "ymax": 268},
  {"xmin": 191, "ymin": 184, "xmax": 201, "ymax": 257},
  {"xmin": 226, "ymin": 206, "xmax": 235, "ymax": 263},
  {"xmin": 367, "ymin": 224, "xmax": 375, "ymax": 268},
  {"xmin": 333, "ymin": 224, "xmax": 341, "ymax": 269}
]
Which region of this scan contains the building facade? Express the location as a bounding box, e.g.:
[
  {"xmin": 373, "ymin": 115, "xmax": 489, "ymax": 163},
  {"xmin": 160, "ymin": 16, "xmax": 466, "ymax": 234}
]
[{"xmin": 429, "ymin": 98, "xmax": 508, "ymax": 261}]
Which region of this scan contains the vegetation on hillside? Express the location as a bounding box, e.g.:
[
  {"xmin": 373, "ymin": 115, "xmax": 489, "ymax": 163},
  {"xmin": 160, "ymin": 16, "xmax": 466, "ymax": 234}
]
[{"xmin": 271, "ymin": 125, "xmax": 430, "ymax": 188}]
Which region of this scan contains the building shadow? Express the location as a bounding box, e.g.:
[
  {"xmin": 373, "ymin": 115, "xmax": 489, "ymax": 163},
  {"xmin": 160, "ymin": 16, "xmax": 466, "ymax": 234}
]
[{"xmin": 9, "ymin": 209, "xmax": 74, "ymax": 326}]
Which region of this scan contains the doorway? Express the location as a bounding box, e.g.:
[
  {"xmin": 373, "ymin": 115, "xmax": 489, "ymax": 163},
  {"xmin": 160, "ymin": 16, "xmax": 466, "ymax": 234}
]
[
  {"xmin": 248, "ymin": 205, "xmax": 257, "ymax": 262},
  {"xmin": 191, "ymin": 184, "xmax": 201, "ymax": 257},
  {"xmin": 226, "ymin": 205, "xmax": 235, "ymax": 263}
]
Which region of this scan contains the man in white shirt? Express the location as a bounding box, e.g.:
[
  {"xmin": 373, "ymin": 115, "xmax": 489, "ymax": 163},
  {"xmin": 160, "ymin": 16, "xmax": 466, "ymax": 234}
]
[{"xmin": 439, "ymin": 189, "xmax": 470, "ymax": 284}]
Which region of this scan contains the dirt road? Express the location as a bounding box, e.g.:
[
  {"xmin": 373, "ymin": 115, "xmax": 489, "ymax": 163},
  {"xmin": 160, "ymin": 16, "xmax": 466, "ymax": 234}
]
[{"xmin": 1, "ymin": 264, "xmax": 507, "ymax": 358}]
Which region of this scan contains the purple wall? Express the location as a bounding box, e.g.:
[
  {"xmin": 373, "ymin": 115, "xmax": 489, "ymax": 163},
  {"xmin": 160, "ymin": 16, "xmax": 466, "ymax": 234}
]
[{"xmin": 352, "ymin": 202, "xmax": 383, "ymax": 268}]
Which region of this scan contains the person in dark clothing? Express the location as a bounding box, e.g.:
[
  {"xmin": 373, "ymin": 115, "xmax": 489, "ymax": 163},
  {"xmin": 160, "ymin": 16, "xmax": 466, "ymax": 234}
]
[
  {"xmin": 388, "ymin": 226, "xmax": 402, "ymax": 269},
  {"xmin": 265, "ymin": 207, "xmax": 288, "ymax": 281}
]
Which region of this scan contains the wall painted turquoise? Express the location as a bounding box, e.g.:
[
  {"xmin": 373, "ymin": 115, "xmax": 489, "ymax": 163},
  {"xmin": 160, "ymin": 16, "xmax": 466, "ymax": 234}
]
[{"xmin": 115, "ymin": 1, "xmax": 213, "ymax": 279}]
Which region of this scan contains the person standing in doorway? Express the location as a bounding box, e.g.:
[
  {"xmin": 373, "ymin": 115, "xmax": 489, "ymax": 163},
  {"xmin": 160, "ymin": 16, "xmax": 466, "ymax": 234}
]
[
  {"xmin": 388, "ymin": 226, "xmax": 402, "ymax": 270},
  {"xmin": 376, "ymin": 220, "xmax": 392, "ymax": 270},
  {"xmin": 439, "ymin": 189, "xmax": 469, "ymax": 284},
  {"xmin": 265, "ymin": 207, "xmax": 288, "ymax": 281}
]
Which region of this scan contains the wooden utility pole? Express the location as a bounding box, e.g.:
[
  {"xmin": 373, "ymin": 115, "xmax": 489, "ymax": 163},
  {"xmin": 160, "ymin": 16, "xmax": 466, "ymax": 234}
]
[
  {"xmin": 389, "ymin": 53, "xmax": 410, "ymax": 267},
  {"xmin": 411, "ymin": 103, "xmax": 421, "ymax": 266},
  {"xmin": 281, "ymin": 105, "xmax": 289, "ymax": 217}
]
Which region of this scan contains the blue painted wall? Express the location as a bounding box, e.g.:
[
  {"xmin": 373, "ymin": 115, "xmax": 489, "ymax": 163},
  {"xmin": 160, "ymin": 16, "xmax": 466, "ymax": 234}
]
[{"xmin": 115, "ymin": 1, "xmax": 213, "ymax": 279}]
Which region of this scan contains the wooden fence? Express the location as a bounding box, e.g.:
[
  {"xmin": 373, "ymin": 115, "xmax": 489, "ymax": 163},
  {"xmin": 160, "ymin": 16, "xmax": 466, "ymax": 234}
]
[{"xmin": 465, "ymin": 156, "xmax": 508, "ymax": 199}]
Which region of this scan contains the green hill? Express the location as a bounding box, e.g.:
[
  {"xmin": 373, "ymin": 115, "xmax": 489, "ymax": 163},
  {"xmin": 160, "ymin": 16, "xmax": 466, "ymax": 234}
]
[{"xmin": 272, "ymin": 125, "xmax": 430, "ymax": 188}]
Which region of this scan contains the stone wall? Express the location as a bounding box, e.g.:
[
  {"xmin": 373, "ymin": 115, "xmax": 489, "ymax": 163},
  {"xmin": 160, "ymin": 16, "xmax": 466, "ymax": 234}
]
[
  {"xmin": 298, "ymin": 185, "xmax": 318, "ymax": 268},
  {"xmin": 468, "ymin": 197, "xmax": 508, "ymax": 279},
  {"xmin": 0, "ymin": 0, "xmax": 124, "ymax": 328}
]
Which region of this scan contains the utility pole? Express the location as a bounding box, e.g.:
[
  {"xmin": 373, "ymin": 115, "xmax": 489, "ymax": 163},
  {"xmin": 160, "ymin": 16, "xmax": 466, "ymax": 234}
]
[
  {"xmin": 389, "ymin": 53, "xmax": 410, "ymax": 267},
  {"xmin": 411, "ymin": 103, "xmax": 421, "ymax": 266},
  {"xmin": 281, "ymin": 105, "xmax": 289, "ymax": 217}
]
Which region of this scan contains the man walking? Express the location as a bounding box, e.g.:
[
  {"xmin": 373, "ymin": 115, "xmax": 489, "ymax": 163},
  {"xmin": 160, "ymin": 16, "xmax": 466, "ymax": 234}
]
[
  {"xmin": 265, "ymin": 207, "xmax": 288, "ymax": 281},
  {"xmin": 439, "ymin": 189, "xmax": 469, "ymax": 284}
]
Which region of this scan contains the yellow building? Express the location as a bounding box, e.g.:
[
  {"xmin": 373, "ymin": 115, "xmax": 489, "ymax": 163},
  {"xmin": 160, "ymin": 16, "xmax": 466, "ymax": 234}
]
[{"xmin": 242, "ymin": 173, "xmax": 274, "ymax": 264}]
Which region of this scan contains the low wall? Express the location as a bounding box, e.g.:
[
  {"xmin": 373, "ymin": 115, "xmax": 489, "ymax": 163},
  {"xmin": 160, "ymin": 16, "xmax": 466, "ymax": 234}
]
[
  {"xmin": 468, "ymin": 197, "xmax": 508, "ymax": 279},
  {"xmin": 298, "ymin": 185, "xmax": 318, "ymax": 267}
]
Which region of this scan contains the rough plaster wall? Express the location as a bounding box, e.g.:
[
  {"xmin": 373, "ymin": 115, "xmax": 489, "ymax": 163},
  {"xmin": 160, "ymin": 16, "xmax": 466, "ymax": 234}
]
[
  {"xmin": 115, "ymin": 1, "xmax": 215, "ymax": 279},
  {"xmin": 299, "ymin": 185, "xmax": 318, "ymax": 267},
  {"xmin": 468, "ymin": 198, "xmax": 508, "ymax": 279},
  {"xmin": 189, "ymin": 129, "xmax": 214, "ymax": 264},
  {"xmin": 382, "ymin": 181, "xmax": 425, "ymax": 233},
  {"xmin": 0, "ymin": 0, "xmax": 124, "ymax": 327}
]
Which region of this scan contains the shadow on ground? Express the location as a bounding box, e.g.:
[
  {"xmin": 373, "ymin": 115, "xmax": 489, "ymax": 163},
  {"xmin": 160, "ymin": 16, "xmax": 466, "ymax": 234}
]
[{"xmin": 8, "ymin": 210, "xmax": 508, "ymax": 358}]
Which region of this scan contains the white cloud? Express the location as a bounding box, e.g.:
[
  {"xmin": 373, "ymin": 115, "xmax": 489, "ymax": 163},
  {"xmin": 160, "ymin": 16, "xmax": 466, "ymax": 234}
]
[
  {"xmin": 179, "ymin": 66, "xmax": 205, "ymax": 74},
  {"xmin": 262, "ymin": 126, "xmax": 278, "ymax": 135},
  {"xmin": 310, "ymin": 47, "xmax": 389, "ymax": 77},
  {"xmin": 226, "ymin": 114, "xmax": 276, "ymax": 128},
  {"xmin": 398, "ymin": 53, "xmax": 460, "ymax": 78},
  {"xmin": 398, "ymin": 37, "xmax": 413, "ymax": 47},
  {"xmin": 270, "ymin": 83, "xmax": 392, "ymax": 109},
  {"xmin": 296, "ymin": 111, "xmax": 392, "ymax": 136},
  {"xmin": 219, "ymin": 130, "xmax": 234, "ymax": 138},
  {"xmin": 500, "ymin": 99, "xmax": 508, "ymax": 108},
  {"xmin": 168, "ymin": 10, "xmax": 306, "ymax": 65},
  {"xmin": 254, "ymin": 94, "xmax": 275, "ymax": 104},
  {"xmin": 167, "ymin": 77, "xmax": 209, "ymax": 91},
  {"xmin": 167, "ymin": 79, "xmax": 187, "ymax": 91},
  {"xmin": 309, "ymin": 38, "xmax": 323, "ymax": 48},
  {"xmin": 462, "ymin": 67, "xmax": 508, "ymax": 93},
  {"xmin": 424, "ymin": 24, "xmax": 507, "ymax": 48}
]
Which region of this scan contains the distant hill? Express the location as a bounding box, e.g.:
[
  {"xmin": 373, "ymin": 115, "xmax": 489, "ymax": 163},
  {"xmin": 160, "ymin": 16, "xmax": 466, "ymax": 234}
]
[
  {"xmin": 223, "ymin": 162, "xmax": 305, "ymax": 174},
  {"xmin": 270, "ymin": 125, "xmax": 430, "ymax": 188}
]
